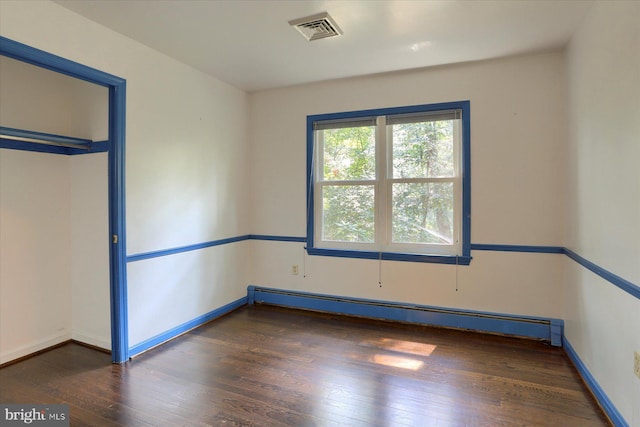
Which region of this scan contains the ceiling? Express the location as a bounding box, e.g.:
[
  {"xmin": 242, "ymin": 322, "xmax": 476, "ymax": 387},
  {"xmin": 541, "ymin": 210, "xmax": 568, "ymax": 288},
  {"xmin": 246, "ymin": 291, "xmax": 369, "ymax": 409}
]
[{"xmin": 53, "ymin": 0, "xmax": 594, "ymax": 92}]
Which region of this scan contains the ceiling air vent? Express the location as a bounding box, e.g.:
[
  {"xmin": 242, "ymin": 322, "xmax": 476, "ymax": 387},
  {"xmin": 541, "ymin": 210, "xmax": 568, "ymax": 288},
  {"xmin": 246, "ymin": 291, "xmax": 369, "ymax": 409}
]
[{"xmin": 289, "ymin": 12, "xmax": 342, "ymax": 41}]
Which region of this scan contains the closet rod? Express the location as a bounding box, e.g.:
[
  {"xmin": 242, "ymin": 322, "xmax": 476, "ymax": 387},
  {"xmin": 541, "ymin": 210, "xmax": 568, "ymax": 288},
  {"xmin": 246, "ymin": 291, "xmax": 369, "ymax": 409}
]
[
  {"xmin": 0, "ymin": 134, "xmax": 90, "ymax": 150},
  {"xmin": 0, "ymin": 126, "xmax": 92, "ymax": 150}
]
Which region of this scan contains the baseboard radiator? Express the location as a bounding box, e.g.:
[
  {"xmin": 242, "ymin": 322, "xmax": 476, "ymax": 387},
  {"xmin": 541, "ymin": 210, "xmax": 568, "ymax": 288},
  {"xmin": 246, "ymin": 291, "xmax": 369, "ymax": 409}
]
[{"xmin": 247, "ymin": 286, "xmax": 563, "ymax": 346}]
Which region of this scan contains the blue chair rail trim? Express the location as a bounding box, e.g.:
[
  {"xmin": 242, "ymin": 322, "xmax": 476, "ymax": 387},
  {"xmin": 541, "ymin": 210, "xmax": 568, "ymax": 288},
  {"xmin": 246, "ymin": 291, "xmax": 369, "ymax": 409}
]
[
  {"xmin": 127, "ymin": 235, "xmax": 251, "ymax": 262},
  {"xmin": 127, "ymin": 235, "xmax": 305, "ymax": 263},
  {"xmin": 249, "ymin": 234, "xmax": 307, "ymax": 242},
  {"xmin": 471, "ymin": 243, "xmax": 565, "ymax": 254},
  {"xmin": 565, "ymin": 249, "xmax": 639, "ymax": 300},
  {"xmin": 126, "ymin": 234, "xmax": 639, "ymax": 302},
  {"xmin": 128, "ymin": 297, "xmax": 247, "ymax": 358},
  {"xmin": 563, "ymin": 338, "xmax": 628, "ymax": 427},
  {"xmin": 472, "ymin": 245, "xmax": 639, "ymax": 300},
  {"xmin": 247, "ymin": 286, "xmax": 562, "ymax": 346},
  {"xmin": 127, "ymin": 236, "xmax": 640, "ymax": 302}
]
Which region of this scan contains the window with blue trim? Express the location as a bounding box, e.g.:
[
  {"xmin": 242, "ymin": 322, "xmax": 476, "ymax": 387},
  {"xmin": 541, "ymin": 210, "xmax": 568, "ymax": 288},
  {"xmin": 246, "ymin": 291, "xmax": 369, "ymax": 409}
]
[{"xmin": 306, "ymin": 101, "xmax": 471, "ymax": 265}]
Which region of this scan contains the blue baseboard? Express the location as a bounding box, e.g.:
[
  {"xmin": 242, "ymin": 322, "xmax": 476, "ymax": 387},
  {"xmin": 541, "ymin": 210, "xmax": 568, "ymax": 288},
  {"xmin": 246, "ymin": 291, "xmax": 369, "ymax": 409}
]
[
  {"xmin": 247, "ymin": 286, "xmax": 563, "ymax": 346},
  {"xmin": 563, "ymin": 338, "xmax": 628, "ymax": 427},
  {"xmin": 128, "ymin": 297, "xmax": 247, "ymax": 358}
]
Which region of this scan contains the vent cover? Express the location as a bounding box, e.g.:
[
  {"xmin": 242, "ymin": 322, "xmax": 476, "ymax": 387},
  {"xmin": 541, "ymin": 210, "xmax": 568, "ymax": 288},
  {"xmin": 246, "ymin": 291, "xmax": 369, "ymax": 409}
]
[{"xmin": 289, "ymin": 12, "xmax": 342, "ymax": 41}]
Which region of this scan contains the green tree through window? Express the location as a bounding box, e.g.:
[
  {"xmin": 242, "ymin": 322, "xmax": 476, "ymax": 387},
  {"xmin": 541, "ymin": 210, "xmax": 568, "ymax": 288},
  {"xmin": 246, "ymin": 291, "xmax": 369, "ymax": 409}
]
[{"xmin": 308, "ymin": 101, "xmax": 470, "ymax": 263}]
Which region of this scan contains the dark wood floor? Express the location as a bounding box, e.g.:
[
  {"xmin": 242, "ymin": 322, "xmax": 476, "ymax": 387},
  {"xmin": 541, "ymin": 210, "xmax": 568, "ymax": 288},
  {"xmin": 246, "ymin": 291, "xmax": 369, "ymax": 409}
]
[{"xmin": 1, "ymin": 305, "xmax": 610, "ymax": 426}]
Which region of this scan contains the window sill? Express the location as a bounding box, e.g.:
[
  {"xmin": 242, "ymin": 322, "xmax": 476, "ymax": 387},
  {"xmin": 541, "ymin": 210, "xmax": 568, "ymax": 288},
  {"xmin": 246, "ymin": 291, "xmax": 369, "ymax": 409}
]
[{"xmin": 306, "ymin": 247, "xmax": 472, "ymax": 265}]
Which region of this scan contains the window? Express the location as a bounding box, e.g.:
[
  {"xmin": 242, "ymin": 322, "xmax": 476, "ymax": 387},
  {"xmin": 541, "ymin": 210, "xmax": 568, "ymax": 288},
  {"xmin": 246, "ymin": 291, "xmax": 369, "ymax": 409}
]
[{"xmin": 306, "ymin": 101, "xmax": 471, "ymax": 265}]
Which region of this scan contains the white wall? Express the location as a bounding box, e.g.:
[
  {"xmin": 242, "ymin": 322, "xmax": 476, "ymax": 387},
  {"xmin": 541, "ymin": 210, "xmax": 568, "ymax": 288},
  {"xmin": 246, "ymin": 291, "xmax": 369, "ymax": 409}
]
[
  {"xmin": 565, "ymin": 2, "xmax": 640, "ymax": 425},
  {"xmin": 0, "ymin": 56, "xmax": 76, "ymax": 136},
  {"xmin": 0, "ymin": 54, "xmax": 110, "ymax": 362},
  {"xmin": 0, "ymin": 150, "xmax": 72, "ymax": 364},
  {"xmin": 0, "ymin": 0, "xmax": 251, "ymax": 349},
  {"xmin": 70, "ymin": 153, "xmax": 110, "ymax": 349},
  {"xmin": 249, "ymin": 52, "xmax": 566, "ymax": 319},
  {"xmin": 0, "ymin": 55, "xmax": 108, "ymax": 140}
]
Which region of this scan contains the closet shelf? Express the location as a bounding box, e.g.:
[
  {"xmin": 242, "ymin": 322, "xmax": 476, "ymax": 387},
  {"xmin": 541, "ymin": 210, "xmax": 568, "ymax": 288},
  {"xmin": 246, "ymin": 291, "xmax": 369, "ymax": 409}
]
[{"xmin": 0, "ymin": 126, "xmax": 93, "ymax": 150}]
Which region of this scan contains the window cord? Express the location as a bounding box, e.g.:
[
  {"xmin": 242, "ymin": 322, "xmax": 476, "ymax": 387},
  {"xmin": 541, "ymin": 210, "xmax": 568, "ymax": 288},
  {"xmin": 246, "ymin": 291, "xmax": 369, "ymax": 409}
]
[
  {"xmin": 378, "ymin": 251, "xmax": 383, "ymax": 287},
  {"xmin": 455, "ymin": 254, "xmax": 459, "ymax": 292},
  {"xmin": 303, "ymin": 245, "xmax": 307, "ymax": 278}
]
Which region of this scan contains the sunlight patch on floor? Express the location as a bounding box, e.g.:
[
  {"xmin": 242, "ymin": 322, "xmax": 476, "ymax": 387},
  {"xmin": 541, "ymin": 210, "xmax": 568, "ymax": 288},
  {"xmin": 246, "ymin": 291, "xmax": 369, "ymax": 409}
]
[
  {"xmin": 360, "ymin": 337, "xmax": 437, "ymax": 357},
  {"xmin": 369, "ymin": 353, "xmax": 424, "ymax": 370}
]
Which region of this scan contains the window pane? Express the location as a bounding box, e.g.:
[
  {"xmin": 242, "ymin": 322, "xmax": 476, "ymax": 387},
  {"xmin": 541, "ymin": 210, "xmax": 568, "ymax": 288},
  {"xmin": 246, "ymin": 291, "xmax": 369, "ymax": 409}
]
[
  {"xmin": 392, "ymin": 120, "xmax": 454, "ymax": 178},
  {"xmin": 322, "ymin": 126, "xmax": 375, "ymax": 181},
  {"xmin": 392, "ymin": 182, "xmax": 454, "ymax": 245},
  {"xmin": 322, "ymin": 185, "xmax": 375, "ymax": 243}
]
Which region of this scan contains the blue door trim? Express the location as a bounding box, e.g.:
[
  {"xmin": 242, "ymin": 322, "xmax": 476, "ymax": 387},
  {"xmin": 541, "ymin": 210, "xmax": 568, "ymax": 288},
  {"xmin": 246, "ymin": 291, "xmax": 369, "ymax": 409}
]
[{"xmin": 0, "ymin": 36, "xmax": 129, "ymax": 363}]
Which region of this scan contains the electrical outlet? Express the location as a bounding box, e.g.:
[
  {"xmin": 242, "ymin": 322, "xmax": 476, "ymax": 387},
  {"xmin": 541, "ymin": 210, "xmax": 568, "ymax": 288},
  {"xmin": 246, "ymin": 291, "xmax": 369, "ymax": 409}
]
[
  {"xmin": 634, "ymin": 351, "xmax": 640, "ymax": 379},
  {"xmin": 292, "ymin": 265, "xmax": 299, "ymax": 275}
]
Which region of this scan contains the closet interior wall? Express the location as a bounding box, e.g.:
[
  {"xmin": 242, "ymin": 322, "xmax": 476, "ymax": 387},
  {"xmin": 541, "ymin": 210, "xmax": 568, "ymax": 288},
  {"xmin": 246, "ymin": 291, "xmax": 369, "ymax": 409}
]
[{"xmin": 0, "ymin": 56, "xmax": 110, "ymax": 364}]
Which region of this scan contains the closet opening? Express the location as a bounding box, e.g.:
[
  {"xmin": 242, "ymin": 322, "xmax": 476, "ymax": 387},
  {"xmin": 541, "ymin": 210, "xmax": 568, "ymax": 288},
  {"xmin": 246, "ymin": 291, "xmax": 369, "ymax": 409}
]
[{"xmin": 0, "ymin": 37, "xmax": 128, "ymax": 363}]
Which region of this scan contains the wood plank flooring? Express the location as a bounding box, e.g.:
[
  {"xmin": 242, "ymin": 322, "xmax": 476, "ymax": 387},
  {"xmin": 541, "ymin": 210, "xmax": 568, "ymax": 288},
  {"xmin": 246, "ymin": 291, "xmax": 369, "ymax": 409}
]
[{"xmin": 0, "ymin": 305, "xmax": 610, "ymax": 426}]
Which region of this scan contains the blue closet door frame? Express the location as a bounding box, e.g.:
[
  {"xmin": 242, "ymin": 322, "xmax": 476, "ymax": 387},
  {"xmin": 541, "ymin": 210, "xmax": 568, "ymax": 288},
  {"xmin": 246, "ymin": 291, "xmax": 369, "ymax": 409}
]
[{"xmin": 0, "ymin": 36, "xmax": 129, "ymax": 363}]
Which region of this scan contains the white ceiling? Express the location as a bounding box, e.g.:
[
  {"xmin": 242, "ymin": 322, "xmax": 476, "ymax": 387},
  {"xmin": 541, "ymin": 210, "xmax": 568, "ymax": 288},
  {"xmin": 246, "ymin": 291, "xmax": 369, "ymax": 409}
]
[{"xmin": 53, "ymin": 0, "xmax": 594, "ymax": 92}]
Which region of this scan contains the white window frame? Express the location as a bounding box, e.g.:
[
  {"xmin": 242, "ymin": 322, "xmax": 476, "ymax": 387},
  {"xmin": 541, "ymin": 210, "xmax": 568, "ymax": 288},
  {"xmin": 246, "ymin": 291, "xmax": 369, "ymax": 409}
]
[{"xmin": 306, "ymin": 101, "xmax": 471, "ymax": 265}]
